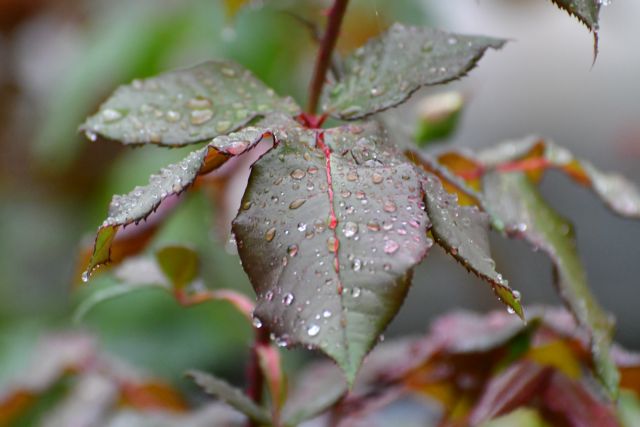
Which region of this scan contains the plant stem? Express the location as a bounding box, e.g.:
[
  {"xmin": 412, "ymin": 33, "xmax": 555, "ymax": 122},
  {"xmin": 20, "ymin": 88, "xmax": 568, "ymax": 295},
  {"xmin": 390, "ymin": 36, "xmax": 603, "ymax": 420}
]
[
  {"xmin": 245, "ymin": 326, "xmax": 270, "ymax": 427},
  {"xmin": 307, "ymin": 0, "xmax": 350, "ymax": 114}
]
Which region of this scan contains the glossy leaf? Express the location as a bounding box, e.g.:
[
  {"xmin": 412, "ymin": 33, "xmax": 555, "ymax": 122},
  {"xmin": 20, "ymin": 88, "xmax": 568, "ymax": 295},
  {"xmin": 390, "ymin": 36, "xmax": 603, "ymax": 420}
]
[
  {"xmin": 549, "ymin": 0, "xmax": 601, "ymax": 57},
  {"xmin": 477, "ymin": 138, "xmax": 640, "ymax": 219},
  {"xmin": 421, "ymin": 173, "xmax": 523, "ymax": 318},
  {"xmin": 482, "ymin": 171, "xmax": 619, "ymax": 397},
  {"xmin": 83, "ymin": 127, "xmax": 274, "ymax": 279},
  {"xmin": 233, "ymin": 122, "xmax": 433, "ymax": 383},
  {"xmin": 81, "ymin": 61, "xmax": 300, "ymax": 146},
  {"xmin": 321, "ymin": 23, "xmax": 505, "ymax": 120},
  {"xmin": 187, "ymin": 370, "xmax": 271, "ymax": 425}
]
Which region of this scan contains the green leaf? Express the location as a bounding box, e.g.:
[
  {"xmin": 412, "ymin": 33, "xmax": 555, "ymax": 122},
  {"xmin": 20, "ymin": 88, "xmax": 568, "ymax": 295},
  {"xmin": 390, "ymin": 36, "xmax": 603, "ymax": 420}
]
[
  {"xmin": 155, "ymin": 245, "xmax": 199, "ymax": 290},
  {"xmin": 421, "ymin": 173, "xmax": 524, "ymax": 318},
  {"xmin": 477, "ymin": 138, "xmax": 640, "ymax": 219},
  {"xmin": 83, "ymin": 126, "xmax": 273, "ymax": 279},
  {"xmin": 321, "ymin": 23, "xmax": 505, "ymax": 120},
  {"xmin": 482, "ymin": 171, "xmax": 619, "ymax": 397},
  {"xmin": 233, "ymin": 122, "xmax": 433, "ymax": 384},
  {"xmin": 414, "ymin": 91, "xmax": 465, "ymax": 147},
  {"xmin": 81, "ymin": 61, "xmax": 300, "ymax": 146},
  {"xmin": 187, "ymin": 370, "xmax": 271, "ymax": 425},
  {"xmin": 549, "ymin": 0, "xmax": 601, "ymax": 57}
]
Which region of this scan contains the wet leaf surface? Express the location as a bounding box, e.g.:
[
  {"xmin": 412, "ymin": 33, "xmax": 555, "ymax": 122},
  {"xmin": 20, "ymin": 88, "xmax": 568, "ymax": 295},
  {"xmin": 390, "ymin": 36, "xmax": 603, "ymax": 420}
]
[
  {"xmin": 422, "ymin": 173, "xmax": 523, "ymax": 318},
  {"xmin": 321, "ymin": 23, "xmax": 505, "ymax": 120},
  {"xmin": 549, "ymin": 0, "xmax": 601, "ymax": 57},
  {"xmin": 482, "ymin": 171, "xmax": 619, "ymax": 397},
  {"xmin": 81, "ymin": 61, "xmax": 300, "ymax": 146},
  {"xmin": 83, "ymin": 126, "xmax": 274, "ymax": 278},
  {"xmin": 233, "ymin": 122, "xmax": 433, "ymax": 383}
]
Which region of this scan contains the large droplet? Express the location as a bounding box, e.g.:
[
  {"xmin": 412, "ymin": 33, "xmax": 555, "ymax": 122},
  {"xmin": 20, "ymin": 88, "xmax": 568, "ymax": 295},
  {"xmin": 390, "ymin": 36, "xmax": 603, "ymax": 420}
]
[
  {"xmin": 265, "ymin": 227, "xmax": 276, "ymax": 242},
  {"xmin": 187, "ymin": 96, "xmax": 213, "ymax": 109},
  {"xmin": 342, "ymin": 222, "xmax": 358, "ymax": 238},
  {"xmin": 290, "ymin": 169, "xmax": 306, "ymax": 180},
  {"xmin": 190, "ymin": 109, "xmax": 214, "ymax": 125},
  {"xmin": 327, "ymin": 236, "xmax": 339, "ymax": 253},
  {"xmin": 289, "ymin": 199, "xmax": 306, "ymax": 210},
  {"xmin": 287, "ymin": 244, "xmax": 299, "ymax": 257},
  {"xmin": 307, "ymin": 324, "xmax": 320, "ymax": 337},
  {"xmin": 102, "ymin": 108, "xmax": 124, "ymax": 123},
  {"xmin": 384, "ymin": 240, "xmax": 400, "ymax": 254}
]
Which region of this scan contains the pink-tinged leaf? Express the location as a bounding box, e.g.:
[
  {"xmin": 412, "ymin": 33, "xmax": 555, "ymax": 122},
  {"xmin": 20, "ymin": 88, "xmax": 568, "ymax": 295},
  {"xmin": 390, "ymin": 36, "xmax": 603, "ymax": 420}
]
[
  {"xmin": 542, "ymin": 372, "xmax": 620, "ymax": 427},
  {"xmin": 322, "ymin": 24, "xmax": 505, "ymax": 120},
  {"xmin": 468, "ymin": 361, "xmax": 552, "ymax": 425},
  {"xmin": 155, "ymin": 245, "xmax": 199, "ymax": 290},
  {"xmin": 81, "ymin": 61, "xmax": 300, "ymax": 147},
  {"xmin": 233, "ymin": 121, "xmax": 433, "ymax": 384}
]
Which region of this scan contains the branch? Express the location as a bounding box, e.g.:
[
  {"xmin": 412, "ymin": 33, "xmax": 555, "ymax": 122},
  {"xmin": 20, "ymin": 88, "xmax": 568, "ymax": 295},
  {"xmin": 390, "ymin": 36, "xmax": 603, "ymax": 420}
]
[
  {"xmin": 307, "ymin": 0, "xmax": 350, "ymax": 114},
  {"xmin": 245, "ymin": 326, "xmax": 270, "ymax": 427}
]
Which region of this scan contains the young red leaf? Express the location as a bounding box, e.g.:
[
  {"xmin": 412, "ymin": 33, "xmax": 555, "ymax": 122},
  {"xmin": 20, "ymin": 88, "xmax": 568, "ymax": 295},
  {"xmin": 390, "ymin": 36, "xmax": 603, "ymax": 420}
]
[{"xmin": 81, "ymin": 61, "xmax": 300, "ymax": 146}]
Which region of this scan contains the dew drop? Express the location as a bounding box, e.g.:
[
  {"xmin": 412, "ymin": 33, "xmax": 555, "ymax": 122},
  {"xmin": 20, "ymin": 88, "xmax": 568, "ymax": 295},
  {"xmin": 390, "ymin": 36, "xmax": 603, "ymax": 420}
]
[
  {"xmin": 265, "ymin": 227, "xmax": 276, "ymax": 242},
  {"xmin": 102, "ymin": 108, "xmax": 124, "ymax": 123},
  {"xmin": 507, "ymin": 306, "xmax": 516, "ymax": 315},
  {"xmin": 370, "ymin": 86, "xmax": 385, "ymax": 97},
  {"xmin": 252, "ymin": 317, "xmax": 263, "ymax": 328},
  {"xmin": 190, "ymin": 109, "xmax": 214, "ymax": 125},
  {"xmin": 297, "ymin": 222, "xmax": 307, "ymax": 232},
  {"xmin": 289, "ymin": 199, "xmax": 306, "ymax": 209},
  {"xmin": 287, "ymin": 244, "xmax": 299, "ymax": 257},
  {"xmin": 367, "ymin": 221, "xmax": 380, "ymax": 232},
  {"xmin": 216, "ymin": 120, "xmax": 231, "ymax": 133},
  {"xmin": 352, "ymin": 258, "xmax": 362, "ymax": 271},
  {"xmin": 384, "ymin": 240, "xmax": 400, "ymax": 254},
  {"xmin": 307, "ymin": 324, "xmax": 320, "ymax": 337},
  {"xmin": 85, "ymin": 130, "xmax": 97, "ymax": 142},
  {"xmin": 282, "ymin": 293, "xmax": 295, "ymax": 306},
  {"xmin": 342, "ymin": 222, "xmax": 358, "ymax": 238},
  {"xmin": 290, "ymin": 169, "xmax": 306, "ymax": 180},
  {"xmin": 81, "ymin": 271, "xmax": 90, "ymax": 283},
  {"xmin": 513, "ymin": 290, "xmax": 521, "ymax": 300},
  {"xmin": 187, "ymin": 96, "xmax": 213, "ymax": 109},
  {"xmin": 265, "ymin": 290, "xmax": 274, "ymax": 301},
  {"xmin": 383, "ymin": 201, "xmax": 397, "ymax": 213},
  {"xmin": 347, "ymin": 171, "xmax": 359, "ymax": 182},
  {"xmin": 322, "ymin": 309, "xmax": 332, "ymax": 318},
  {"xmin": 371, "ymin": 173, "xmax": 384, "ymax": 184},
  {"xmin": 165, "ymin": 110, "xmax": 181, "ymax": 122},
  {"xmin": 327, "ymin": 236, "xmax": 338, "ymax": 253},
  {"xmin": 221, "ymin": 67, "xmax": 237, "ymax": 77},
  {"xmin": 352, "ymin": 287, "xmax": 361, "ymax": 298}
]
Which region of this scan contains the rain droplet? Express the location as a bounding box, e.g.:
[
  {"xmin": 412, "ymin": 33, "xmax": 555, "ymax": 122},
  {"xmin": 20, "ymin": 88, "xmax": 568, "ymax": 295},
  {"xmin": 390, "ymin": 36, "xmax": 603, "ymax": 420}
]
[
  {"xmin": 289, "ymin": 199, "xmax": 306, "ymax": 209},
  {"xmin": 165, "ymin": 110, "xmax": 181, "ymax": 122},
  {"xmin": 85, "ymin": 130, "xmax": 97, "ymax": 142},
  {"xmin": 370, "ymin": 86, "xmax": 385, "ymax": 97},
  {"xmin": 221, "ymin": 67, "xmax": 236, "ymax": 77},
  {"xmin": 297, "ymin": 222, "xmax": 307, "ymax": 232},
  {"xmin": 352, "ymin": 287, "xmax": 361, "ymax": 297},
  {"xmin": 342, "ymin": 222, "xmax": 358, "ymax": 238},
  {"xmin": 383, "ymin": 201, "xmax": 397, "ymax": 213},
  {"xmin": 190, "ymin": 109, "xmax": 214, "ymax": 125},
  {"xmin": 216, "ymin": 120, "xmax": 231, "ymax": 133},
  {"xmin": 81, "ymin": 271, "xmax": 90, "ymax": 283},
  {"xmin": 307, "ymin": 324, "xmax": 320, "ymax": 337},
  {"xmin": 322, "ymin": 309, "xmax": 332, "ymax": 318},
  {"xmin": 187, "ymin": 96, "xmax": 213, "ymax": 109},
  {"xmin": 327, "ymin": 236, "xmax": 338, "ymax": 253},
  {"xmin": 384, "ymin": 240, "xmax": 400, "ymax": 254},
  {"xmin": 513, "ymin": 290, "xmax": 521, "ymax": 300},
  {"xmin": 282, "ymin": 293, "xmax": 295, "ymax": 306},
  {"xmin": 367, "ymin": 221, "xmax": 380, "ymax": 232},
  {"xmin": 290, "ymin": 169, "xmax": 306, "ymax": 180},
  {"xmin": 265, "ymin": 227, "xmax": 276, "ymax": 242},
  {"xmin": 352, "ymin": 258, "xmax": 362, "ymax": 271},
  {"xmin": 287, "ymin": 244, "xmax": 299, "ymax": 257},
  {"xmin": 507, "ymin": 306, "xmax": 516, "ymax": 314},
  {"xmin": 102, "ymin": 108, "xmax": 124, "ymax": 123},
  {"xmin": 347, "ymin": 171, "xmax": 359, "ymax": 182},
  {"xmin": 252, "ymin": 317, "xmax": 263, "ymax": 328},
  {"xmin": 265, "ymin": 291, "xmax": 274, "ymax": 301},
  {"xmin": 371, "ymin": 173, "xmax": 384, "ymax": 184}
]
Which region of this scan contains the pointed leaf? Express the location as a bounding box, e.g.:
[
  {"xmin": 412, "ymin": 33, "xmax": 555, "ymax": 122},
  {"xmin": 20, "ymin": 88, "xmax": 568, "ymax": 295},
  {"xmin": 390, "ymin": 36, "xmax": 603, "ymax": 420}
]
[
  {"xmin": 421, "ymin": 173, "xmax": 523, "ymax": 318},
  {"xmin": 187, "ymin": 370, "xmax": 270, "ymax": 425},
  {"xmin": 482, "ymin": 171, "xmax": 619, "ymax": 397},
  {"xmin": 477, "ymin": 138, "xmax": 640, "ymax": 219},
  {"xmin": 321, "ymin": 23, "xmax": 505, "ymax": 120},
  {"xmin": 549, "ymin": 0, "xmax": 601, "ymax": 57},
  {"xmin": 155, "ymin": 245, "xmax": 199, "ymax": 290},
  {"xmin": 81, "ymin": 61, "xmax": 300, "ymax": 146},
  {"xmin": 233, "ymin": 122, "xmax": 433, "ymax": 383},
  {"xmin": 469, "ymin": 361, "xmax": 552, "ymax": 425},
  {"xmin": 83, "ymin": 127, "xmax": 273, "ymax": 278}
]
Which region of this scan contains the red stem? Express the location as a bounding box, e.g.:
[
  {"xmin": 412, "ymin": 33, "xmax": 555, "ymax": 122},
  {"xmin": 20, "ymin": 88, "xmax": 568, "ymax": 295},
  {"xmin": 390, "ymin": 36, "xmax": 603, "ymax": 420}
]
[
  {"xmin": 245, "ymin": 326, "xmax": 270, "ymax": 427},
  {"xmin": 307, "ymin": 0, "xmax": 350, "ymax": 114}
]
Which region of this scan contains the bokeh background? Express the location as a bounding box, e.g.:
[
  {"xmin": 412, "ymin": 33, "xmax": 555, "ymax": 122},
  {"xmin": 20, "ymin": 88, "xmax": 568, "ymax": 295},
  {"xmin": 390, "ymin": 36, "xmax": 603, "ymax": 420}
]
[{"xmin": 1, "ymin": 0, "xmax": 638, "ymax": 405}]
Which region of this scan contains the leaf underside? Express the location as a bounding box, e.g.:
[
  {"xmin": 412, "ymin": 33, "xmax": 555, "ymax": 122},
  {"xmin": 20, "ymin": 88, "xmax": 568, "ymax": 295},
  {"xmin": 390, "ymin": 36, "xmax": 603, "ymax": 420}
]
[
  {"xmin": 233, "ymin": 121, "xmax": 433, "ymax": 383},
  {"xmin": 84, "ymin": 126, "xmax": 276, "ymax": 278},
  {"xmin": 81, "ymin": 60, "xmax": 300, "ymax": 146},
  {"xmin": 321, "ymin": 23, "xmax": 506, "ymax": 120},
  {"xmin": 482, "ymin": 171, "xmax": 619, "ymax": 397}
]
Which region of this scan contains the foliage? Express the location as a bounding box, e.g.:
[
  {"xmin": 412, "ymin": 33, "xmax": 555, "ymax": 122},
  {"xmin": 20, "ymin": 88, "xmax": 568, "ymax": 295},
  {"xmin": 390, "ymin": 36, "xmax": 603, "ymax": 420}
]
[{"xmin": 55, "ymin": 0, "xmax": 640, "ymax": 425}]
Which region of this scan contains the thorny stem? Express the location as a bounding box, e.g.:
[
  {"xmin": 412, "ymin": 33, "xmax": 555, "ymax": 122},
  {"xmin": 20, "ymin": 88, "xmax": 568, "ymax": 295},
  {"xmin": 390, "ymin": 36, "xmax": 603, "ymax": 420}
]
[
  {"xmin": 307, "ymin": 0, "xmax": 350, "ymax": 114},
  {"xmin": 245, "ymin": 326, "xmax": 270, "ymax": 427}
]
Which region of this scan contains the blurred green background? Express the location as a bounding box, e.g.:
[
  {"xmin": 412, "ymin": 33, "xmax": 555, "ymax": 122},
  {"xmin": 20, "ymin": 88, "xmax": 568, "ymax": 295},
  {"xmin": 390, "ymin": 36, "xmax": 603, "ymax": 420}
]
[{"xmin": 1, "ymin": 0, "xmax": 639, "ymax": 402}]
